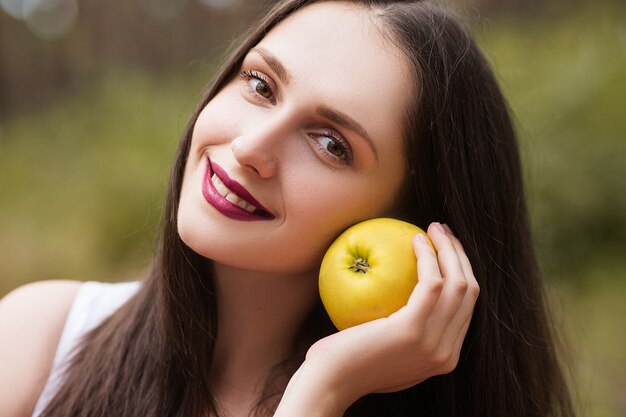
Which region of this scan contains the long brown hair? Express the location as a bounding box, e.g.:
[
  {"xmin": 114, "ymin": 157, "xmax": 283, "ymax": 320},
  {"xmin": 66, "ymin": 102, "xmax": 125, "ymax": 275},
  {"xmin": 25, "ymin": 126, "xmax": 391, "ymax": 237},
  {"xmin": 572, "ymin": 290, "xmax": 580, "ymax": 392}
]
[{"xmin": 40, "ymin": 1, "xmax": 575, "ymax": 416}]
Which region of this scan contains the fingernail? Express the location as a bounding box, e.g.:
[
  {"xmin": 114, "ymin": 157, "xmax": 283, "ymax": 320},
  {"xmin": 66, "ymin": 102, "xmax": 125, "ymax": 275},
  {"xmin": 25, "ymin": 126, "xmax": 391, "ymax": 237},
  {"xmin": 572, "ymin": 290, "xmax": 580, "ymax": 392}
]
[
  {"xmin": 417, "ymin": 233, "xmax": 429, "ymax": 245},
  {"xmin": 434, "ymin": 222, "xmax": 445, "ymax": 234}
]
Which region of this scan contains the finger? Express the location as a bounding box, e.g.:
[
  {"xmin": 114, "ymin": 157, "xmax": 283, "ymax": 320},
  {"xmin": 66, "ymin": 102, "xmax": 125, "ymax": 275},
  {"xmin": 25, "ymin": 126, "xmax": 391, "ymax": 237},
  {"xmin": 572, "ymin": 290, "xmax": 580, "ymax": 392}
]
[
  {"xmin": 406, "ymin": 231, "xmax": 444, "ymax": 316},
  {"xmin": 423, "ymin": 224, "xmax": 470, "ymax": 340},
  {"xmin": 440, "ymin": 224, "xmax": 480, "ymax": 329},
  {"xmin": 437, "ymin": 223, "xmax": 480, "ymax": 319},
  {"xmin": 435, "ymin": 275, "xmax": 479, "ymax": 368},
  {"xmin": 441, "ymin": 223, "xmax": 475, "ymax": 282},
  {"xmin": 454, "ymin": 309, "xmax": 474, "ymax": 352},
  {"xmin": 431, "ymin": 305, "xmax": 474, "ymax": 376},
  {"xmin": 427, "ymin": 223, "xmax": 465, "ymax": 281}
]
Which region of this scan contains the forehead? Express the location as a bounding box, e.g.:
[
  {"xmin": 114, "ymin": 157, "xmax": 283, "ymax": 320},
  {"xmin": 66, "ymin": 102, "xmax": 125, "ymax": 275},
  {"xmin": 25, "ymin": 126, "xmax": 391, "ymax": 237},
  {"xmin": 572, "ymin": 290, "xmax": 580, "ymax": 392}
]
[{"xmin": 254, "ymin": 2, "xmax": 412, "ymax": 151}]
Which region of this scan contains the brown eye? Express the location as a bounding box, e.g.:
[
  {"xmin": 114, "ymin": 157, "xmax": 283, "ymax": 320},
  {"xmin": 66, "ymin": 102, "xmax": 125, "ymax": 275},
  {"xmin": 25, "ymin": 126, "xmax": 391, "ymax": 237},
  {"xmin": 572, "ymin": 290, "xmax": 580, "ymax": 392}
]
[
  {"xmin": 326, "ymin": 140, "xmax": 346, "ymax": 158},
  {"xmin": 252, "ymin": 79, "xmax": 272, "ymax": 99},
  {"xmin": 241, "ymin": 70, "xmax": 276, "ymax": 104},
  {"xmin": 314, "ymin": 134, "xmax": 353, "ymax": 165}
]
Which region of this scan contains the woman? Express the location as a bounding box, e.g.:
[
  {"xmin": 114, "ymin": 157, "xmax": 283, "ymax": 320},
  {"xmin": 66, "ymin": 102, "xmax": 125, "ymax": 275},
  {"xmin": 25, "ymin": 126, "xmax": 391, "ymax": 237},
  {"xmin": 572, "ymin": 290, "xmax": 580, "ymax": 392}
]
[{"xmin": 0, "ymin": 1, "xmax": 575, "ymax": 416}]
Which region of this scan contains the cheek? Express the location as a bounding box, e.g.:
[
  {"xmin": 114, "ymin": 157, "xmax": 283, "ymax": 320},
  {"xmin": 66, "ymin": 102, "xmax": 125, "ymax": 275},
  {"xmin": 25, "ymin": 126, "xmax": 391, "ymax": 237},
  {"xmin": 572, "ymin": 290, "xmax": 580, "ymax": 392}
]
[
  {"xmin": 276, "ymin": 178, "xmax": 400, "ymax": 272},
  {"xmin": 191, "ymin": 90, "xmax": 242, "ymax": 147},
  {"xmin": 285, "ymin": 169, "xmax": 402, "ymax": 234}
]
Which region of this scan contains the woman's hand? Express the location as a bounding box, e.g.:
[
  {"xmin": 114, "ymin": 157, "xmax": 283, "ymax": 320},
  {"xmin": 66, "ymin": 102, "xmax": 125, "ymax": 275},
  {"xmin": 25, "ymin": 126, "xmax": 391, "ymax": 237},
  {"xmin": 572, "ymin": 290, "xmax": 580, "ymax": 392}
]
[{"xmin": 274, "ymin": 222, "xmax": 479, "ymax": 416}]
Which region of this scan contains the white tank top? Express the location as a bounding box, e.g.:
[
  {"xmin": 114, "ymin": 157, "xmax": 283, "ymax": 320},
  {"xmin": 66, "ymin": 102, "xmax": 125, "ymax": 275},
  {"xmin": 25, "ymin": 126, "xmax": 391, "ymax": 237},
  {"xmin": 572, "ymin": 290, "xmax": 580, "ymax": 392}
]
[{"xmin": 31, "ymin": 280, "xmax": 141, "ymax": 417}]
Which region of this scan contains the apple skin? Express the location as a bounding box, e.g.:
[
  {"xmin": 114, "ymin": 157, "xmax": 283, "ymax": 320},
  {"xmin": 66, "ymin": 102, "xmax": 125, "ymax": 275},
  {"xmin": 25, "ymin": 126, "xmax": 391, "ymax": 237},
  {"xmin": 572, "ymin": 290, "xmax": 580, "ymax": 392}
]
[{"xmin": 319, "ymin": 218, "xmax": 430, "ymax": 330}]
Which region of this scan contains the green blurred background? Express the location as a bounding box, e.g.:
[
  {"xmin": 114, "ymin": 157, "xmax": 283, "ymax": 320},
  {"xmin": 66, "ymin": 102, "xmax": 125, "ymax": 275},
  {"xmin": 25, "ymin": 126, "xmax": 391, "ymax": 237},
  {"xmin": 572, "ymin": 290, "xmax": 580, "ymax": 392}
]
[{"xmin": 0, "ymin": 0, "xmax": 624, "ymax": 415}]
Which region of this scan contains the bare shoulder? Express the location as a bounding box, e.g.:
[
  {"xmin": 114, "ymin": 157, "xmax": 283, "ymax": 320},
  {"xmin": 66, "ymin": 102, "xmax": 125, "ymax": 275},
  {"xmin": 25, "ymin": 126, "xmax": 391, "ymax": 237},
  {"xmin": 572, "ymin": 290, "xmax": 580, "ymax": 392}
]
[{"xmin": 0, "ymin": 280, "xmax": 83, "ymax": 417}]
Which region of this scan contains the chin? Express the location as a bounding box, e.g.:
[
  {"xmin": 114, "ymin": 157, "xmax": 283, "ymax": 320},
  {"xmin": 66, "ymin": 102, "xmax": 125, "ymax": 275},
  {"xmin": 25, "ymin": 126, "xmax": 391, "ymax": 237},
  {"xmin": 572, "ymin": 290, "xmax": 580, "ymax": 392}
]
[{"xmin": 178, "ymin": 228, "xmax": 319, "ymax": 276}]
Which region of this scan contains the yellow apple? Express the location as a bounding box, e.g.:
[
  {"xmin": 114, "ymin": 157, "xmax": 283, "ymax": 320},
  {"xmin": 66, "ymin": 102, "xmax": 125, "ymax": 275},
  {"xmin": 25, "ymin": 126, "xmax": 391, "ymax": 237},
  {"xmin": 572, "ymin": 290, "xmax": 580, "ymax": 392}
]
[{"xmin": 319, "ymin": 218, "xmax": 430, "ymax": 330}]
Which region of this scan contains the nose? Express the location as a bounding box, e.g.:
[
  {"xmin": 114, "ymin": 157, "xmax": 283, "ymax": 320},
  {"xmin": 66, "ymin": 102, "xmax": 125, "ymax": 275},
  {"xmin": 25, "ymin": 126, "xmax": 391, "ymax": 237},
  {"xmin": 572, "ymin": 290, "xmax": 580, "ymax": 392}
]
[{"xmin": 231, "ymin": 116, "xmax": 289, "ymax": 178}]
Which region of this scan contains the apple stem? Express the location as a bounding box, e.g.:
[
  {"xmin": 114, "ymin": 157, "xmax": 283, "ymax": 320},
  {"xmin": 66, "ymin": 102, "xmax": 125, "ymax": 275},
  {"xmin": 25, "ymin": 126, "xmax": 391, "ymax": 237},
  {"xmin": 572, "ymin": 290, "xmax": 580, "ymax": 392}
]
[{"xmin": 349, "ymin": 257, "xmax": 370, "ymax": 274}]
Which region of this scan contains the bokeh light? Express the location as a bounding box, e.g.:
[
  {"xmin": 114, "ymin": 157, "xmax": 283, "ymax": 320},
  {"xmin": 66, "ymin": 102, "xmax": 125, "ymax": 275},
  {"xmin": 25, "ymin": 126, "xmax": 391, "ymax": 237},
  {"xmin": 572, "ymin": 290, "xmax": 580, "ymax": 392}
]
[
  {"xmin": 23, "ymin": 0, "xmax": 78, "ymax": 38},
  {"xmin": 0, "ymin": 0, "xmax": 78, "ymax": 38},
  {"xmin": 0, "ymin": 0, "xmax": 24, "ymax": 19},
  {"xmin": 0, "ymin": 0, "xmax": 242, "ymax": 39}
]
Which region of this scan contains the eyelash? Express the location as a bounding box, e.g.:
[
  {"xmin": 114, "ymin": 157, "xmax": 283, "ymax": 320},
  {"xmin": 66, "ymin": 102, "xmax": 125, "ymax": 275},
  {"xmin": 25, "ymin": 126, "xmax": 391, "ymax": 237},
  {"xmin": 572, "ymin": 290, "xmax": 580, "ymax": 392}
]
[
  {"xmin": 240, "ymin": 69, "xmax": 353, "ymax": 165},
  {"xmin": 240, "ymin": 70, "xmax": 276, "ymax": 104},
  {"xmin": 310, "ymin": 130, "xmax": 354, "ymax": 165}
]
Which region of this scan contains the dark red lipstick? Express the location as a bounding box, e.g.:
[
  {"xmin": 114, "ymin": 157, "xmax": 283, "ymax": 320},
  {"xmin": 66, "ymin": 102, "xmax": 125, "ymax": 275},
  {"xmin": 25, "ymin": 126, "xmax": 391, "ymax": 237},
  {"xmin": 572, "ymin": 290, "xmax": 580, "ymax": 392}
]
[{"xmin": 202, "ymin": 157, "xmax": 274, "ymax": 221}]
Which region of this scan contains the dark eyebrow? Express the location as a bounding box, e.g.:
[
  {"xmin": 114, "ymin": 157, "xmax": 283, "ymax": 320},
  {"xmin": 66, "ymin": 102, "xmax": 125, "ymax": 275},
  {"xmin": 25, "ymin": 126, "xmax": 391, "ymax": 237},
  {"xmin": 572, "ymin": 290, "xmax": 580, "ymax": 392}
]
[
  {"xmin": 250, "ymin": 47, "xmax": 290, "ymax": 84},
  {"xmin": 316, "ymin": 105, "xmax": 379, "ymax": 161}
]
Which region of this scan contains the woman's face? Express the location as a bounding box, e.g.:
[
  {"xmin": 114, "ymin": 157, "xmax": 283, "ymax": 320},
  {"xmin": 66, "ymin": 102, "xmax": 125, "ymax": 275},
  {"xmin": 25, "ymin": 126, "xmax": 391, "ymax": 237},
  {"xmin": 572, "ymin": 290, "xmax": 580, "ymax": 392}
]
[{"xmin": 178, "ymin": 2, "xmax": 412, "ymax": 275}]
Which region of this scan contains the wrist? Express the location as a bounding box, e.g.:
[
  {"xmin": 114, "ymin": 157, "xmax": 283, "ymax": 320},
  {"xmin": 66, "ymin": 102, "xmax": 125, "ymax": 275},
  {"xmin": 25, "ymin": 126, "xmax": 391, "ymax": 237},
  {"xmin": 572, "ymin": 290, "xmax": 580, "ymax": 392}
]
[{"xmin": 274, "ymin": 360, "xmax": 354, "ymax": 417}]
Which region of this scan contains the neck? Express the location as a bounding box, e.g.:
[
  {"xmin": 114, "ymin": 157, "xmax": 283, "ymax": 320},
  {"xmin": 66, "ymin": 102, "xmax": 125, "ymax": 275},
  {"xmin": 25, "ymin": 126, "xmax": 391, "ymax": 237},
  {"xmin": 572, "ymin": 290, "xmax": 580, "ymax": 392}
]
[{"xmin": 209, "ymin": 262, "xmax": 320, "ymax": 414}]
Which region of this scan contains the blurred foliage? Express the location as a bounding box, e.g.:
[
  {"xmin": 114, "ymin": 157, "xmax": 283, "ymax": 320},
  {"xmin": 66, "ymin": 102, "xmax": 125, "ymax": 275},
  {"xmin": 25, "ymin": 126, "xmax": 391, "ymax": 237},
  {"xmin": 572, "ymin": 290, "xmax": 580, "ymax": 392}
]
[
  {"xmin": 0, "ymin": 68, "xmax": 208, "ymax": 289},
  {"xmin": 552, "ymin": 264, "xmax": 626, "ymax": 417},
  {"xmin": 474, "ymin": 4, "xmax": 626, "ymax": 281},
  {"xmin": 0, "ymin": 1, "xmax": 625, "ymax": 416}
]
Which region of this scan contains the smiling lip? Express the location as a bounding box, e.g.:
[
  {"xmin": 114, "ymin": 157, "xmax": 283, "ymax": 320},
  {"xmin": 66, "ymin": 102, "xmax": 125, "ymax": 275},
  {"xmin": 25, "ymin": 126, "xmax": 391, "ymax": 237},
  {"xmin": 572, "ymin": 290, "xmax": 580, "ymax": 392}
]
[{"xmin": 202, "ymin": 158, "xmax": 274, "ymax": 221}]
